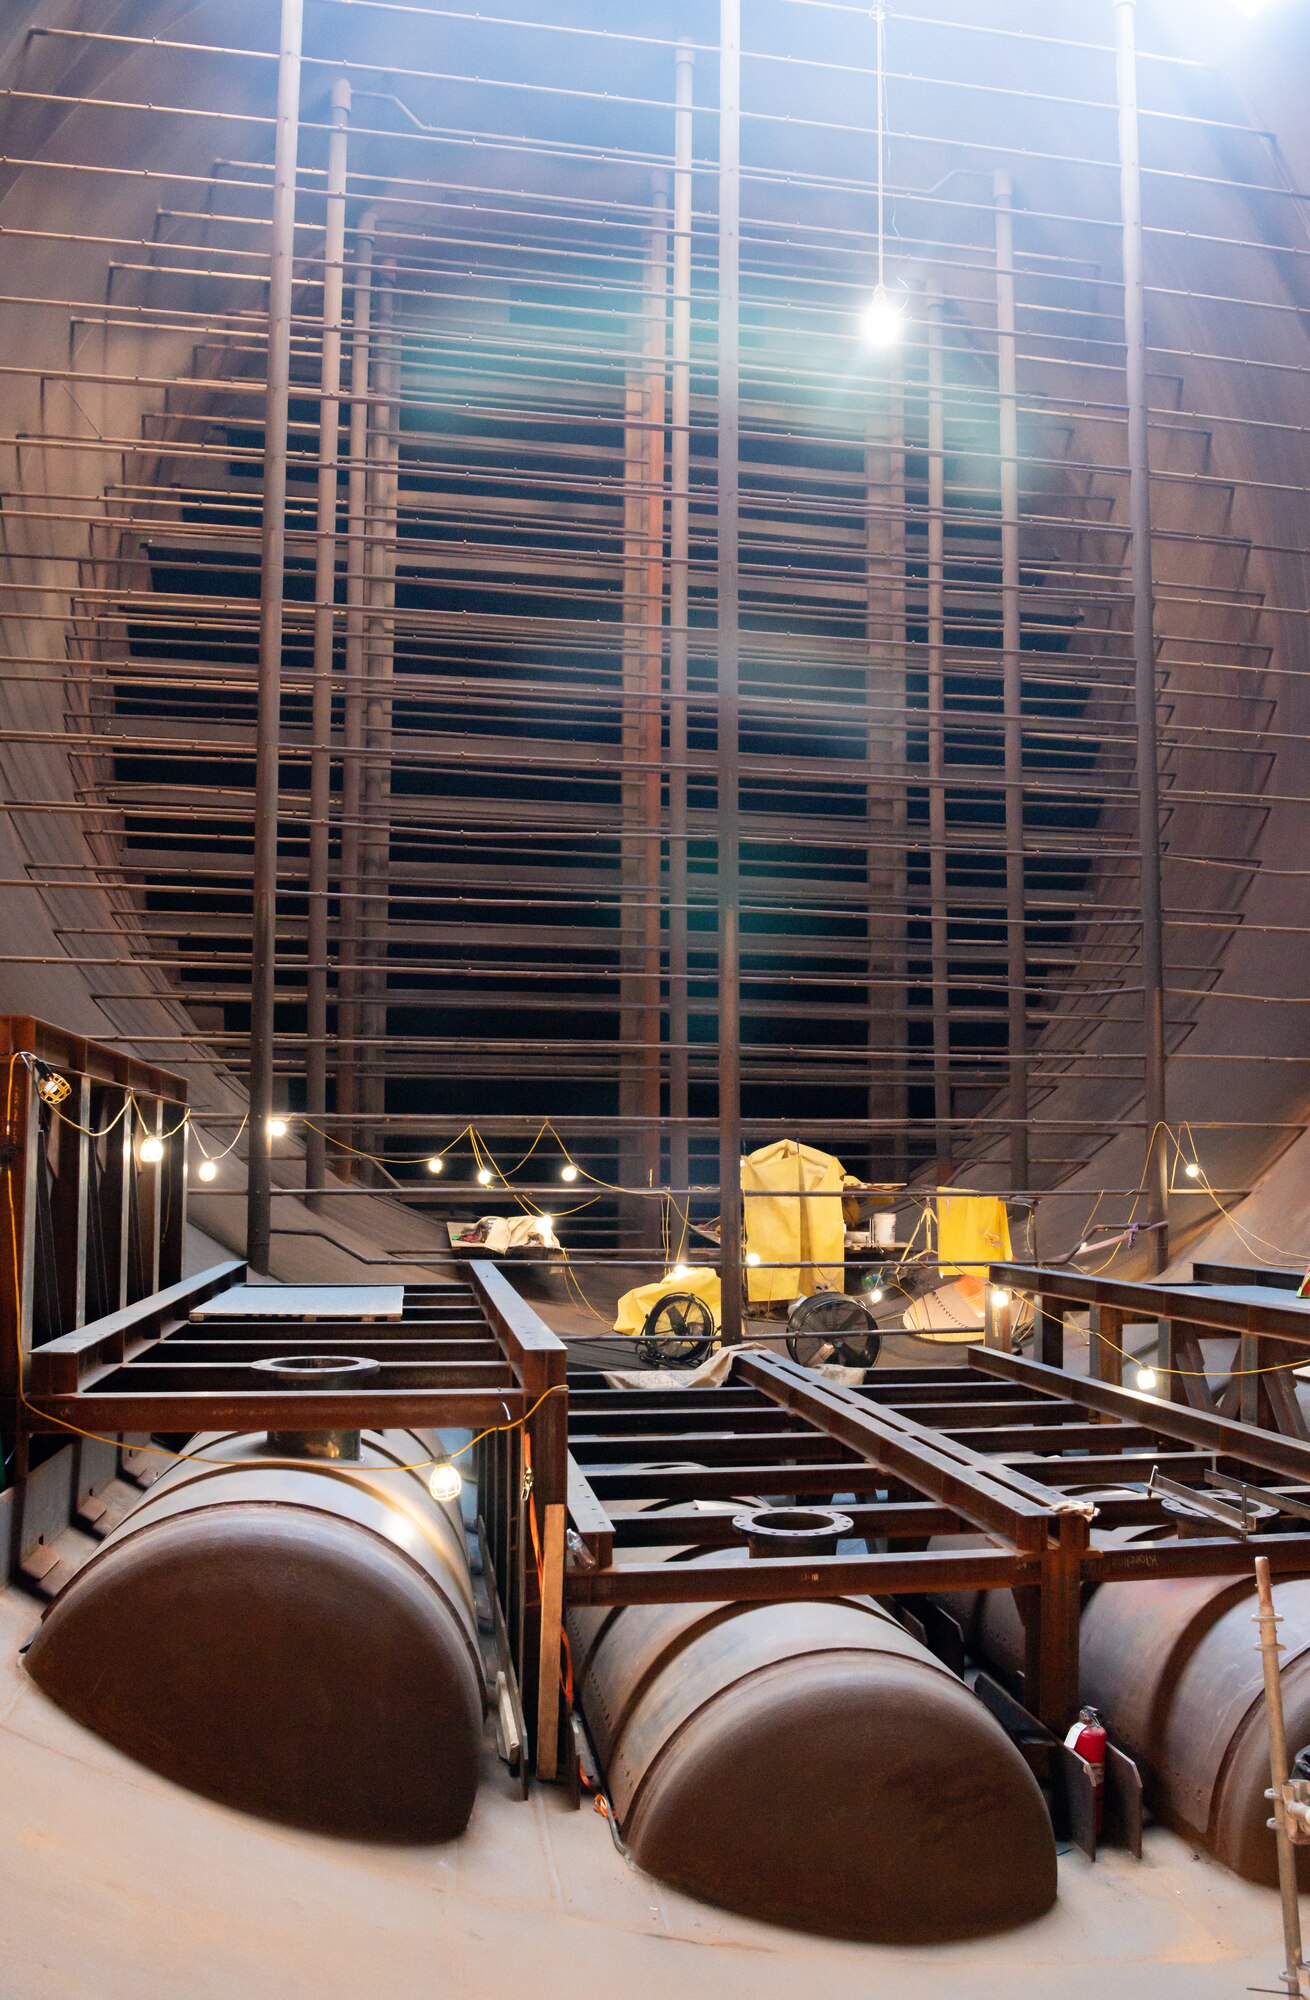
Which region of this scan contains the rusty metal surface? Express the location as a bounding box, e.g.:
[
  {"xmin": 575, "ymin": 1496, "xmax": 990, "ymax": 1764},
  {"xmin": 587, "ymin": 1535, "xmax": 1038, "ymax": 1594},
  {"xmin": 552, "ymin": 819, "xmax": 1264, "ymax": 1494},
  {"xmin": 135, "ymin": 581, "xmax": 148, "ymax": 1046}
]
[
  {"xmin": 25, "ymin": 1428, "xmax": 484, "ymax": 1842},
  {"xmin": 571, "ymin": 1565, "xmax": 1056, "ymax": 1941},
  {"xmin": 1080, "ymin": 1574, "xmax": 1310, "ymax": 1887}
]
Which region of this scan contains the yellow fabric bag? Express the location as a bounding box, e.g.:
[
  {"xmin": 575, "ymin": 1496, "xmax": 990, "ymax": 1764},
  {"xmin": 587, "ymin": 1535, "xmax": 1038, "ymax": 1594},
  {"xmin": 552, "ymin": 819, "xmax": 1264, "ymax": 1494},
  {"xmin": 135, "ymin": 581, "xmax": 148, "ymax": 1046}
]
[
  {"xmin": 935, "ymin": 1192, "xmax": 1012, "ymax": 1278},
  {"xmin": 614, "ymin": 1265, "xmax": 723, "ymax": 1336},
  {"xmin": 742, "ymin": 1139, "xmax": 847, "ymax": 1305}
]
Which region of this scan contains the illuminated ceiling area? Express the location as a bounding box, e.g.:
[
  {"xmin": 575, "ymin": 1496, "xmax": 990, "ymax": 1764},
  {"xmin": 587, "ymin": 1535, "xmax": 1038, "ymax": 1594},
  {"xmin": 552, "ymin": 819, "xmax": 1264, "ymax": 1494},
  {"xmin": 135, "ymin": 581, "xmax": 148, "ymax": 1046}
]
[{"xmin": 1, "ymin": 0, "xmax": 1310, "ymax": 1295}]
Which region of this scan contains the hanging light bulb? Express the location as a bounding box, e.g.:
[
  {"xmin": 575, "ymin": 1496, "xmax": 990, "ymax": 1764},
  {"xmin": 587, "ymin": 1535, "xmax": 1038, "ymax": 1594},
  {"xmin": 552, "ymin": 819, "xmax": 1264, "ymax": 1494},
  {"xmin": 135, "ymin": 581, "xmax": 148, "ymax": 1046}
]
[
  {"xmin": 1135, "ymin": 1365, "xmax": 1158, "ymax": 1393},
  {"xmin": 868, "ymin": 1287, "xmax": 885, "ymax": 1305},
  {"xmin": 860, "ymin": 281, "xmax": 907, "ymax": 349},
  {"xmin": 859, "ymin": 3, "xmax": 904, "ymax": 352},
  {"xmin": 196, "ymin": 1158, "xmax": 218, "ymax": 1184},
  {"xmin": 139, "ymin": 1136, "xmax": 164, "ymax": 1165},
  {"xmin": 669, "ymin": 1264, "xmax": 694, "ymax": 1281},
  {"xmin": 428, "ymin": 1458, "xmax": 463, "ymax": 1504},
  {"xmin": 477, "ymin": 1166, "xmax": 493, "ymax": 1187},
  {"xmin": 1184, "ymin": 1160, "xmax": 1201, "ymax": 1180},
  {"xmin": 560, "ymin": 1162, "xmax": 579, "ymax": 1184},
  {"xmin": 990, "ymin": 1286, "xmax": 1010, "ymax": 1310},
  {"xmin": 746, "ymin": 1250, "xmax": 762, "ymax": 1268},
  {"xmin": 425, "ymin": 1155, "xmax": 444, "ymax": 1175},
  {"xmin": 266, "ymin": 1115, "xmax": 288, "ymax": 1141},
  {"xmin": 36, "ymin": 1069, "xmax": 71, "ymax": 1107}
]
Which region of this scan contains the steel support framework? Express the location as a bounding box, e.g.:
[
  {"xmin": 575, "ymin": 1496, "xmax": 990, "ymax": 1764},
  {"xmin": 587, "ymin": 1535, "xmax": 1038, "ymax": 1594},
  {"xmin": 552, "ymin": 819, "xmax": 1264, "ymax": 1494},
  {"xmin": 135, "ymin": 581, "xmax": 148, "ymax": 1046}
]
[{"xmin": 0, "ymin": 4, "xmax": 1306, "ymax": 1292}]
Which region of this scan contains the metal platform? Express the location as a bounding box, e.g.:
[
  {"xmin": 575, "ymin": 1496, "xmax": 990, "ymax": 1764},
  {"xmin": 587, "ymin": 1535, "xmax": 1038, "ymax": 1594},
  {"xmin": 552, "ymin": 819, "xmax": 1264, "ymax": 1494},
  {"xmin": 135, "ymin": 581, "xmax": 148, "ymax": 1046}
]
[{"xmin": 566, "ymin": 1344, "xmax": 1310, "ymax": 1737}]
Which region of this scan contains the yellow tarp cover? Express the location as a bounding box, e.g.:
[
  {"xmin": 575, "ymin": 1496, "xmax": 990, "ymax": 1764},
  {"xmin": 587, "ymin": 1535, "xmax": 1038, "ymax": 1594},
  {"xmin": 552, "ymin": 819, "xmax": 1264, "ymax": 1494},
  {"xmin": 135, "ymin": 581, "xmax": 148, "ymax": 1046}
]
[
  {"xmin": 614, "ymin": 1265, "xmax": 723, "ymax": 1336},
  {"xmin": 742, "ymin": 1138, "xmax": 848, "ymax": 1305},
  {"xmin": 935, "ymin": 1192, "xmax": 1012, "ymax": 1277}
]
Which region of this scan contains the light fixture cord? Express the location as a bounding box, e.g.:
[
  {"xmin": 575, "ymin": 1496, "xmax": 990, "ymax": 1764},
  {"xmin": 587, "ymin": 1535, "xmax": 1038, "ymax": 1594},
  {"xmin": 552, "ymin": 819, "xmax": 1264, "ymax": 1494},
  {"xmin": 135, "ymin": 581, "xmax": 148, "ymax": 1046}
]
[{"xmin": 875, "ymin": 2, "xmax": 887, "ymax": 289}]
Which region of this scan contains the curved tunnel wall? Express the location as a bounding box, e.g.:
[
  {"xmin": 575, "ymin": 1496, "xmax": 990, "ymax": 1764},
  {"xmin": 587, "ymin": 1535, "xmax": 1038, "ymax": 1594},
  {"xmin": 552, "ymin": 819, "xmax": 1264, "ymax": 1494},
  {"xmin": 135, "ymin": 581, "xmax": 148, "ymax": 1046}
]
[{"xmin": 1, "ymin": 3, "xmax": 1309, "ymax": 1251}]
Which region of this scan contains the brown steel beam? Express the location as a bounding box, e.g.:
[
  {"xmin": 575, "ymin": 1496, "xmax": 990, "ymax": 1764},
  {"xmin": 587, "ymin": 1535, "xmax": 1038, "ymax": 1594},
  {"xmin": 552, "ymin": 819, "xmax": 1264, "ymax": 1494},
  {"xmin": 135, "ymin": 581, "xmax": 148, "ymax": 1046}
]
[
  {"xmin": 667, "ymin": 39, "xmax": 695, "ymax": 1213},
  {"xmin": 618, "ymin": 183, "xmax": 667, "ymax": 1234},
  {"xmin": 1114, "ymin": 0, "xmax": 1169, "ymax": 1272},
  {"xmin": 305, "ymin": 77, "xmax": 350, "ymax": 1211},
  {"xmin": 247, "ymin": 0, "xmax": 305, "ymax": 1272},
  {"xmin": 994, "ymin": 170, "xmax": 1028, "ymax": 1194},
  {"xmin": 335, "ymin": 207, "xmax": 377, "ymax": 1171},
  {"xmin": 972, "ymin": 1344, "xmax": 1310, "ymax": 1485},
  {"xmin": 716, "ymin": 0, "xmax": 743, "ymax": 1342},
  {"xmin": 925, "ymin": 294, "xmax": 951, "ymax": 1152},
  {"xmin": 566, "ymin": 1545, "xmax": 1039, "ymax": 1608}
]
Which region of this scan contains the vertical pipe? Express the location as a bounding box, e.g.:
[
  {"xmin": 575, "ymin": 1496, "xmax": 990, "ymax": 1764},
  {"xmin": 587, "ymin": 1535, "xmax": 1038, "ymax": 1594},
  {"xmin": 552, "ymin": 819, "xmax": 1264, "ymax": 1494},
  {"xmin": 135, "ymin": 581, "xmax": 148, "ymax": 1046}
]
[
  {"xmin": 335, "ymin": 209, "xmax": 376, "ymax": 1172},
  {"xmin": 1114, "ymin": 0, "xmax": 1169, "ymax": 1272},
  {"xmin": 361, "ymin": 264, "xmax": 400, "ymax": 1139},
  {"xmin": 247, "ymin": 0, "xmax": 304, "ymax": 1273},
  {"xmin": 305, "ymin": 79, "xmax": 351, "ymax": 1212},
  {"xmin": 642, "ymin": 185, "xmax": 669, "ymax": 1221},
  {"xmin": 619, "ymin": 317, "xmax": 645, "ymax": 1222},
  {"xmin": 668, "ymin": 42, "xmax": 695, "ymax": 1223},
  {"xmin": 717, "ymin": 0, "xmax": 743, "ymax": 1344},
  {"xmin": 925, "ymin": 295, "xmax": 951, "ymax": 1161},
  {"xmin": 994, "ymin": 171, "xmax": 1029, "ymax": 1195},
  {"xmin": 618, "ymin": 187, "xmax": 667, "ymax": 1241},
  {"xmin": 1254, "ymin": 1556, "xmax": 1307, "ymax": 1992},
  {"xmin": 865, "ymin": 357, "xmax": 906, "ymax": 1184}
]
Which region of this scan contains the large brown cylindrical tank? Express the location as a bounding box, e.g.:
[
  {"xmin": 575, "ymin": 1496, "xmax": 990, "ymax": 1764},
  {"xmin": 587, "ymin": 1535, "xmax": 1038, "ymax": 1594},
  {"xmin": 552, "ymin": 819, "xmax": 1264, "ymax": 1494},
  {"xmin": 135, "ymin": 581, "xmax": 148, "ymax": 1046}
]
[
  {"xmin": 1080, "ymin": 1572, "xmax": 1310, "ymax": 1886},
  {"xmin": 25, "ymin": 1429, "xmax": 484, "ymax": 1842},
  {"xmin": 570, "ymin": 1575, "xmax": 1058, "ymax": 1942}
]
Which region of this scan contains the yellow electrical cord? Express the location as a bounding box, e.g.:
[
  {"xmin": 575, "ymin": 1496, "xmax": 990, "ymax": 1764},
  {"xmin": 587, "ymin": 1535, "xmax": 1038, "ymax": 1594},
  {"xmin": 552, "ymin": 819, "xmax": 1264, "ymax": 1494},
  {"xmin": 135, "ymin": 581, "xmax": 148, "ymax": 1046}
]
[
  {"xmin": 1032, "ymin": 1300, "xmax": 1310, "ymax": 1382},
  {"xmin": 4, "ymin": 1050, "xmax": 566, "ymax": 1477},
  {"xmin": 21, "ymin": 1057, "xmax": 1310, "ymax": 1378},
  {"xmin": 300, "ymin": 1116, "xmax": 476, "ymax": 1171},
  {"xmin": 190, "ymin": 1114, "xmax": 250, "ymax": 1168}
]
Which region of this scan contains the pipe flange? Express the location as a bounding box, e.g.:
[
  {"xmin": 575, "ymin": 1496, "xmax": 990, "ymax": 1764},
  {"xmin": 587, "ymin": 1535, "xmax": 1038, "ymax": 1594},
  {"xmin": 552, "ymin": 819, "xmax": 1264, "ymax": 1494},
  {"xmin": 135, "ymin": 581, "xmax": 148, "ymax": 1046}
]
[
  {"xmin": 250, "ymin": 1354, "xmax": 381, "ymax": 1385},
  {"xmin": 732, "ymin": 1504, "xmax": 854, "ymax": 1559},
  {"xmin": 251, "ymin": 1353, "xmax": 381, "ymax": 1461}
]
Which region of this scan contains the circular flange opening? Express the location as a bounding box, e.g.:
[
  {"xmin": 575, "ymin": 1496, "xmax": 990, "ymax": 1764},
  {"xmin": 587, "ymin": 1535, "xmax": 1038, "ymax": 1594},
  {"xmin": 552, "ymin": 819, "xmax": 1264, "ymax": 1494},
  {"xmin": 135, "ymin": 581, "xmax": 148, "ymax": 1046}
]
[
  {"xmin": 731, "ymin": 1504, "xmax": 854, "ymax": 1557},
  {"xmin": 250, "ymin": 1354, "xmax": 380, "ymax": 1384},
  {"xmin": 250, "ymin": 1354, "xmax": 381, "ymax": 1462}
]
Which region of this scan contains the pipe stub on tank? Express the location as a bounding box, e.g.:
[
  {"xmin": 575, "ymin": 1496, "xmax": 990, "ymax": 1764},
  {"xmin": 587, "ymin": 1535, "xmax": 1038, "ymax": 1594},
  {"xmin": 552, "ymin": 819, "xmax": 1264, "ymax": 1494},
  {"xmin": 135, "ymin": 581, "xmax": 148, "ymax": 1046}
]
[
  {"xmin": 731, "ymin": 1504, "xmax": 853, "ymax": 1558},
  {"xmin": 251, "ymin": 1352, "xmax": 380, "ymax": 1460}
]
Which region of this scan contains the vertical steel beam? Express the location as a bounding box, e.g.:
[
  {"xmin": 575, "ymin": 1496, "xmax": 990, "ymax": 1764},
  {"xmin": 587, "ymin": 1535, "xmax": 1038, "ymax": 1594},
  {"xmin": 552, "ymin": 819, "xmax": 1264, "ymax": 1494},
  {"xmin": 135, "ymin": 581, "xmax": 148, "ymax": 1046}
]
[
  {"xmin": 865, "ymin": 359, "xmax": 906, "ymax": 1182},
  {"xmin": 668, "ymin": 43, "xmax": 695, "ymax": 1218},
  {"xmin": 925, "ymin": 295, "xmax": 951, "ymax": 1160},
  {"xmin": 1114, "ymin": 0, "xmax": 1169, "ymax": 1272},
  {"xmin": 618, "ymin": 184, "xmax": 667, "ymax": 1239},
  {"xmin": 335, "ymin": 208, "xmax": 377, "ymax": 1174},
  {"xmin": 305, "ymin": 79, "xmax": 351, "ymax": 1212},
  {"xmin": 642, "ymin": 188, "xmax": 669, "ymax": 1219},
  {"xmin": 717, "ymin": 0, "xmax": 743, "ymax": 1343},
  {"xmin": 994, "ymin": 171, "xmax": 1028, "ymax": 1195},
  {"xmin": 247, "ymin": 0, "xmax": 304, "ymax": 1272},
  {"xmin": 361, "ymin": 263, "xmax": 401, "ymax": 1137}
]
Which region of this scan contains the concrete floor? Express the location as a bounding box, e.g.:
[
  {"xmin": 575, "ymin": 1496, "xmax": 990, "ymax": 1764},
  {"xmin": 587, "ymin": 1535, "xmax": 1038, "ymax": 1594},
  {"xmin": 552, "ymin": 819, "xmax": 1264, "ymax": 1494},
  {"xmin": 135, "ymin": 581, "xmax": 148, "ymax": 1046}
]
[{"xmin": 0, "ymin": 1579, "xmax": 1302, "ymax": 2000}]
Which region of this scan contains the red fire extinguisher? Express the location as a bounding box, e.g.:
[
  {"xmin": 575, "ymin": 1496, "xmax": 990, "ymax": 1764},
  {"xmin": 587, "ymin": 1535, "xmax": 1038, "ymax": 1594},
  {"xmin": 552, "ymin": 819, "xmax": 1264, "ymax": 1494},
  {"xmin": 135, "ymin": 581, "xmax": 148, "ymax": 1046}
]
[{"xmin": 1065, "ymin": 1706, "xmax": 1107, "ymax": 1834}]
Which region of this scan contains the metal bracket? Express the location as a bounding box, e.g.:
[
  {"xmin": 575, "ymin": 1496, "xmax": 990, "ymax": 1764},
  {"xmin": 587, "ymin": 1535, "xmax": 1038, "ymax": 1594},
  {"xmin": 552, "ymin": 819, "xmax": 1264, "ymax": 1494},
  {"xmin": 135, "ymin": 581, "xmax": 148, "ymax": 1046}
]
[
  {"xmin": 1270, "ymin": 1780, "xmax": 1310, "ymax": 1847},
  {"xmin": 1149, "ymin": 1466, "xmax": 1278, "ymax": 1538}
]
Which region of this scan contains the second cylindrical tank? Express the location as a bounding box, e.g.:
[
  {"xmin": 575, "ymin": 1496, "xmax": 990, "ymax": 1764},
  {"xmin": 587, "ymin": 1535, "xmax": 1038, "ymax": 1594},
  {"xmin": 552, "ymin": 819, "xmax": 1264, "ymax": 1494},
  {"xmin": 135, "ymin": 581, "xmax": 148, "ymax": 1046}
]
[{"xmin": 570, "ymin": 1570, "xmax": 1058, "ymax": 1942}]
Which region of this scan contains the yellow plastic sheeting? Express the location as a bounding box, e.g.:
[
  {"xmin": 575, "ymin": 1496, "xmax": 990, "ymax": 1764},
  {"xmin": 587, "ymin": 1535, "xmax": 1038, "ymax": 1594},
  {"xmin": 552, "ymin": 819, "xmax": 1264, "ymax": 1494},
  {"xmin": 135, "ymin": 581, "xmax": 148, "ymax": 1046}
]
[
  {"xmin": 614, "ymin": 1265, "xmax": 723, "ymax": 1336},
  {"xmin": 935, "ymin": 1192, "xmax": 1012, "ymax": 1278},
  {"xmin": 742, "ymin": 1139, "xmax": 848, "ymax": 1305}
]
